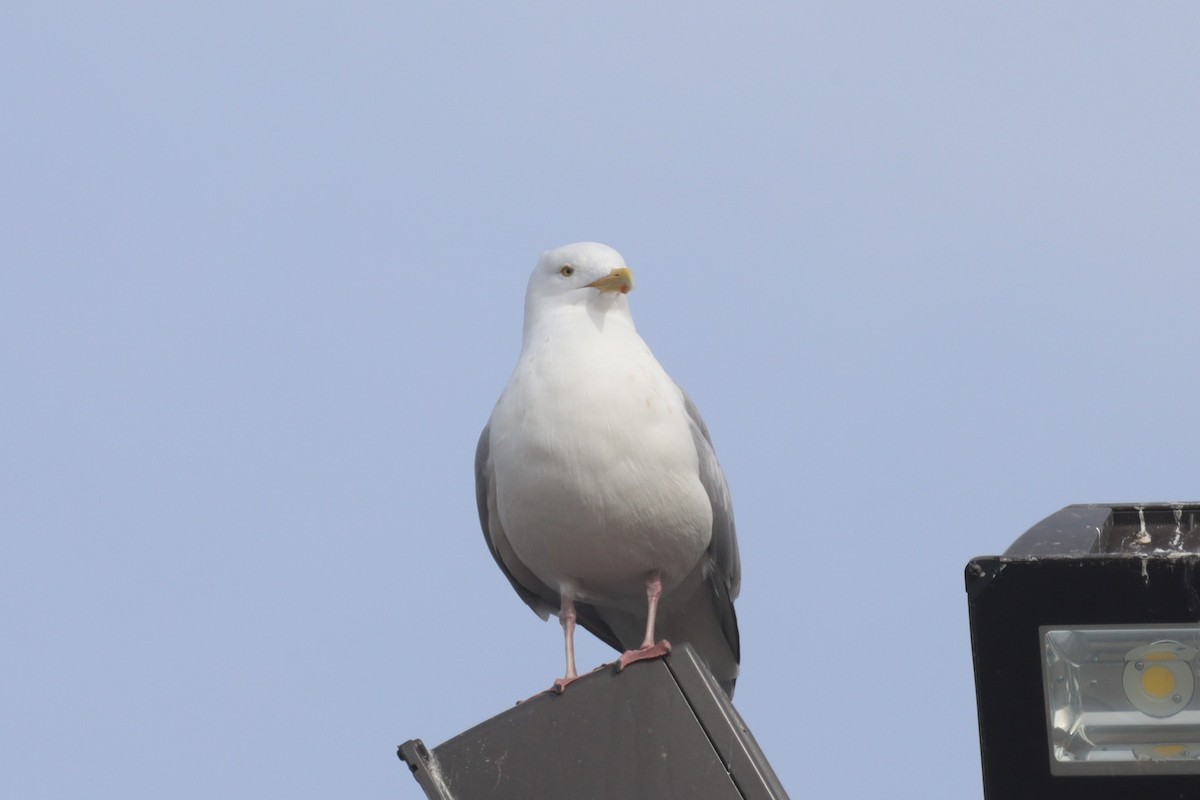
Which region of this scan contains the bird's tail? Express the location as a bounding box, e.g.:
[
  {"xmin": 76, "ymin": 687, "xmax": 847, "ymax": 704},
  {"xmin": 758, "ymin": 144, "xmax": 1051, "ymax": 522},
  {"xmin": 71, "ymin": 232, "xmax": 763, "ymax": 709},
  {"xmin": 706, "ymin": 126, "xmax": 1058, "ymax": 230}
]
[{"xmin": 659, "ymin": 569, "xmax": 740, "ymax": 698}]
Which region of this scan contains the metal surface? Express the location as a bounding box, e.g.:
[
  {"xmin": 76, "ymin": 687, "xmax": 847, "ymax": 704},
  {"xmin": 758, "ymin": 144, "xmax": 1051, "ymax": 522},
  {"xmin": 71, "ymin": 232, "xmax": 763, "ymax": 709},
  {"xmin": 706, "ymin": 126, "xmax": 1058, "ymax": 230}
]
[
  {"xmin": 966, "ymin": 502, "xmax": 1200, "ymax": 799},
  {"xmin": 399, "ymin": 643, "xmax": 788, "ymax": 799}
]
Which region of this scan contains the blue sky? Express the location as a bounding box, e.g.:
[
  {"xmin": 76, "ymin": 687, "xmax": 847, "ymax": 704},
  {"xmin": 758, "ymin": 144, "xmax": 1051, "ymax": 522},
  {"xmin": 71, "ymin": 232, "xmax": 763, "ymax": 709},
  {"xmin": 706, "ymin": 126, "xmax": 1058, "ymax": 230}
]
[{"xmin": 3, "ymin": 3, "xmax": 1199, "ymax": 797}]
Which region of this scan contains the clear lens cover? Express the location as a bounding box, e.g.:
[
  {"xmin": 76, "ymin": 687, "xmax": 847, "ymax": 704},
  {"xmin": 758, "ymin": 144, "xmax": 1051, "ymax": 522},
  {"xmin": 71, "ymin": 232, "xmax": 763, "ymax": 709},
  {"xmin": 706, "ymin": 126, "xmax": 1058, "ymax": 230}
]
[{"xmin": 1042, "ymin": 625, "xmax": 1200, "ymax": 775}]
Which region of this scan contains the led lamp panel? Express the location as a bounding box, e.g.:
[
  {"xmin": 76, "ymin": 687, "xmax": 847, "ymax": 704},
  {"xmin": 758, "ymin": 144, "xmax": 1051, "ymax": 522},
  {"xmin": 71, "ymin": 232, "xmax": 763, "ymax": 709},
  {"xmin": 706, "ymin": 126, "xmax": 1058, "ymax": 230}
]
[{"xmin": 1042, "ymin": 625, "xmax": 1200, "ymax": 775}]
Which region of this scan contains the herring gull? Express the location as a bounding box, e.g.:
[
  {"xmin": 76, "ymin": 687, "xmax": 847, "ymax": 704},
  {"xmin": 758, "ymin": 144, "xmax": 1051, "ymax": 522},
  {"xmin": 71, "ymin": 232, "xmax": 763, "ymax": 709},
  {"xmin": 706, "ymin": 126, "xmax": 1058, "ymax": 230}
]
[{"xmin": 475, "ymin": 242, "xmax": 741, "ymax": 696}]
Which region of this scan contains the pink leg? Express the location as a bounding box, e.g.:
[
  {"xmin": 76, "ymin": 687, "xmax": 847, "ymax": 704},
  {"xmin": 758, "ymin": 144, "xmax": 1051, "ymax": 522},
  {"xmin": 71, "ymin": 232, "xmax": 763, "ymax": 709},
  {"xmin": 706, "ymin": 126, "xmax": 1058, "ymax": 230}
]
[
  {"xmin": 551, "ymin": 594, "xmax": 581, "ymax": 693},
  {"xmin": 617, "ymin": 571, "xmax": 672, "ymax": 672}
]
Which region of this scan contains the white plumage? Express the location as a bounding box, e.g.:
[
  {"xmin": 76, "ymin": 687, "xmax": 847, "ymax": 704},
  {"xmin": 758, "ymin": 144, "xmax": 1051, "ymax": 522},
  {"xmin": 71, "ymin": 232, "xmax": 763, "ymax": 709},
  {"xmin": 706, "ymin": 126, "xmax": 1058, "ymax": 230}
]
[{"xmin": 476, "ymin": 242, "xmax": 741, "ymax": 696}]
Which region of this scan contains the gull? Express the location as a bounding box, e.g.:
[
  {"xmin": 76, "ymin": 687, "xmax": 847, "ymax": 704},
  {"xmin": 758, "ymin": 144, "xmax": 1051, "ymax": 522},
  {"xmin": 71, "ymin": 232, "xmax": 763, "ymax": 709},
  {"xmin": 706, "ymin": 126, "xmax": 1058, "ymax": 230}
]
[{"xmin": 475, "ymin": 242, "xmax": 741, "ymax": 696}]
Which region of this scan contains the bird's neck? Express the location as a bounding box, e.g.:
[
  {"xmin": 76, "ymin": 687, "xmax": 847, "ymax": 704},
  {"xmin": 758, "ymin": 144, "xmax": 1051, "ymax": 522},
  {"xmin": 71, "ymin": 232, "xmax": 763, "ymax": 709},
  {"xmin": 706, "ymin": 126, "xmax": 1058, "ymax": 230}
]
[{"xmin": 521, "ymin": 297, "xmax": 637, "ymax": 350}]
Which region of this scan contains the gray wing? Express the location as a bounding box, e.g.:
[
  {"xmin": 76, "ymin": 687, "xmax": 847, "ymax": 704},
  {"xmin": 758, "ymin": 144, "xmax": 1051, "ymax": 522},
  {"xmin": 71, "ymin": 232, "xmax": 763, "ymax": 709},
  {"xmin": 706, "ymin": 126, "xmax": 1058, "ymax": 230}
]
[
  {"xmin": 681, "ymin": 390, "xmax": 741, "ymax": 599},
  {"xmin": 680, "ymin": 389, "xmax": 742, "ymax": 669},
  {"xmin": 475, "ymin": 422, "xmax": 624, "ymax": 651},
  {"xmin": 475, "ymin": 422, "xmax": 557, "ymax": 619}
]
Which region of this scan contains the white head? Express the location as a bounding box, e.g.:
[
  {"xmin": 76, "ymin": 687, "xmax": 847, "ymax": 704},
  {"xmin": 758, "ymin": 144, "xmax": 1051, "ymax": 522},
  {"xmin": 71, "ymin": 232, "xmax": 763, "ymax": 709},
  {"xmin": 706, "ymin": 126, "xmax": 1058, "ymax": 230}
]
[{"xmin": 523, "ymin": 242, "xmax": 636, "ymax": 330}]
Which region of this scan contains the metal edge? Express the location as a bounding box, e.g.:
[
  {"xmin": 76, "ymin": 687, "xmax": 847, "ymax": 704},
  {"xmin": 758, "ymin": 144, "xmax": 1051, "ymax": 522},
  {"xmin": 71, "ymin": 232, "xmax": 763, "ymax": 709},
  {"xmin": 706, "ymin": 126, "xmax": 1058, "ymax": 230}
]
[
  {"xmin": 398, "ymin": 739, "xmax": 454, "ymax": 800},
  {"xmin": 665, "ymin": 644, "xmax": 791, "ymax": 800}
]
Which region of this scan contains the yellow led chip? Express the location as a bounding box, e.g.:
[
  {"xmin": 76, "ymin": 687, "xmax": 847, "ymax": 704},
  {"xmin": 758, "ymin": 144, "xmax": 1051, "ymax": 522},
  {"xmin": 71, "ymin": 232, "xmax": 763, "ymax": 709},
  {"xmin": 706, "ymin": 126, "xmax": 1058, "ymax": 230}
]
[
  {"xmin": 1122, "ymin": 641, "xmax": 1196, "ymax": 718},
  {"xmin": 1141, "ymin": 664, "xmax": 1177, "ymax": 699}
]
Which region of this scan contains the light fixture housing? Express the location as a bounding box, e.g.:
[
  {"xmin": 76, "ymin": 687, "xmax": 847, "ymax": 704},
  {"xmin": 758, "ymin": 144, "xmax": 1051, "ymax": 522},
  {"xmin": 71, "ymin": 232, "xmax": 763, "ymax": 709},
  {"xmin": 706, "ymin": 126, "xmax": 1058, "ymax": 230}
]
[{"xmin": 966, "ymin": 503, "xmax": 1200, "ymax": 798}]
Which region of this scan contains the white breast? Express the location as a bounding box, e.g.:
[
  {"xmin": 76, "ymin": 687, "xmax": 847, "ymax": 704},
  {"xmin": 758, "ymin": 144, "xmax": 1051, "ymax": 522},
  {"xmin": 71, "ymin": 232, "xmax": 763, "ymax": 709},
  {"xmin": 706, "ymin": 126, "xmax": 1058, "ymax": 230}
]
[{"xmin": 489, "ymin": 315, "xmax": 712, "ymax": 606}]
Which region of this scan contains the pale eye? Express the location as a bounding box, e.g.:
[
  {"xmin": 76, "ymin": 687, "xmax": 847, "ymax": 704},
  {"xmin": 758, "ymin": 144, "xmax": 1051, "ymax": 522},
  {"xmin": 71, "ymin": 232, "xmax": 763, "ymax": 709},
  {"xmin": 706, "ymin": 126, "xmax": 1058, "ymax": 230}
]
[{"xmin": 559, "ymin": 265, "xmax": 575, "ymax": 277}]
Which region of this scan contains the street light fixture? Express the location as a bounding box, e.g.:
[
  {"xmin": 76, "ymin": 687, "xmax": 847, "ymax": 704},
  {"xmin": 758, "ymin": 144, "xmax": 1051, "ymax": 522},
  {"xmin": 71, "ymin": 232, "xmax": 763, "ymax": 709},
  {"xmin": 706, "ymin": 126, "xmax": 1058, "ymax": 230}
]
[{"xmin": 966, "ymin": 502, "xmax": 1200, "ymax": 798}]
